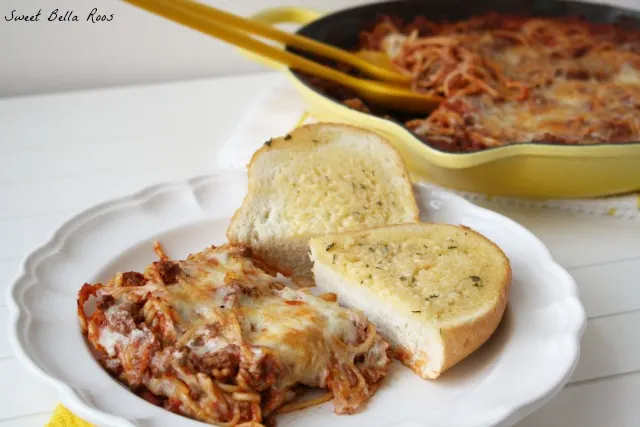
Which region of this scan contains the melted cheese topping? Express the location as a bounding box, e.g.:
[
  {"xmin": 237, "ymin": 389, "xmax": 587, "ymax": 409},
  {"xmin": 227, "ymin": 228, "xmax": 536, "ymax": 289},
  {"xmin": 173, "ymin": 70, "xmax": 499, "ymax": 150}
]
[
  {"xmin": 470, "ymin": 73, "xmax": 640, "ymax": 144},
  {"xmin": 367, "ymin": 17, "xmax": 640, "ymax": 149},
  {"xmin": 101, "ymin": 245, "xmax": 367, "ymax": 389},
  {"xmin": 79, "ymin": 244, "xmax": 391, "ymax": 424}
]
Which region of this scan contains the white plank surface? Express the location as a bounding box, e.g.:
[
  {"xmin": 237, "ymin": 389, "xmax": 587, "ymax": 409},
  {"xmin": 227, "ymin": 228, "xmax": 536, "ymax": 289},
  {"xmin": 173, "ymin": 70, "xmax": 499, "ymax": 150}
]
[
  {"xmin": 0, "ymin": 259, "xmax": 20, "ymax": 306},
  {"xmin": 1, "ymin": 71, "xmax": 639, "ymax": 427},
  {"xmin": 572, "ymin": 259, "xmax": 640, "ymax": 318},
  {"xmin": 517, "ymin": 372, "xmax": 640, "ymax": 427},
  {"xmin": 0, "ymin": 359, "xmax": 57, "ymax": 419},
  {"xmin": 0, "ymin": 214, "xmax": 69, "ymax": 260},
  {"xmin": 0, "ymin": 307, "xmax": 10, "ymax": 359},
  {"xmin": 571, "ymin": 312, "xmax": 640, "ymax": 383},
  {"xmin": 472, "ymin": 207, "xmax": 640, "ymax": 269},
  {"xmin": 0, "ymin": 413, "xmax": 51, "ymax": 427}
]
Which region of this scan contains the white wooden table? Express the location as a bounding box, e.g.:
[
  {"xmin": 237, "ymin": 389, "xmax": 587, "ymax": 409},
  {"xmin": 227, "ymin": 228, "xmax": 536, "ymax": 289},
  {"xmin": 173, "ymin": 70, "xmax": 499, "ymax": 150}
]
[{"xmin": 1, "ymin": 71, "xmax": 639, "ymax": 427}]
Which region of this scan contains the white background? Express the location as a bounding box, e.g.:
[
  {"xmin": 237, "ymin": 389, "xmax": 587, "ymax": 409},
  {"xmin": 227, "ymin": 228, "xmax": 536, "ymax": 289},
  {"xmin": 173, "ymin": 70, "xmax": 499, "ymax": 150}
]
[{"xmin": 1, "ymin": 0, "xmax": 639, "ymax": 97}]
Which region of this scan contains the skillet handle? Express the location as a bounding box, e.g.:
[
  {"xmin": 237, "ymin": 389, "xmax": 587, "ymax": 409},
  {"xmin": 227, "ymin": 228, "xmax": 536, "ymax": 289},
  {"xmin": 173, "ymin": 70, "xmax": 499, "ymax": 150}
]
[
  {"xmin": 251, "ymin": 7, "xmax": 323, "ymax": 26},
  {"xmin": 240, "ymin": 7, "xmax": 324, "ymax": 70}
]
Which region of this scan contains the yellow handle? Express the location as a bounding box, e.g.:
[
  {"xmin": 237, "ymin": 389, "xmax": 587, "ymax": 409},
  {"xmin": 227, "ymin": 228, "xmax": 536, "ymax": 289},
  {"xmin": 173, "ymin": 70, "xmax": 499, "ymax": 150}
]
[
  {"xmin": 122, "ymin": 0, "xmax": 439, "ymax": 112},
  {"xmin": 244, "ymin": 7, "xmax": 410, "ymax": 83},
  {"xmin": 241, "ymin": 7, "xmax": 323, "ymax": 70},
  {"xmin": 250, "ymin": 6, "xmax": 323, "ymax": 26}
]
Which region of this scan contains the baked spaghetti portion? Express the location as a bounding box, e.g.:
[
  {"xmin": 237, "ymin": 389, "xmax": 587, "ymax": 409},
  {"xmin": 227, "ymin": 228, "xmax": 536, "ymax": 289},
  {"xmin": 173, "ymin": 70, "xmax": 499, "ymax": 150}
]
[
  {"xmin": 324, "ymin": 13, "xmax": 640, "ymax": 151},
  {"xmin": 77, "ymin": 243, "xmax": 390, "ymax": 426}
]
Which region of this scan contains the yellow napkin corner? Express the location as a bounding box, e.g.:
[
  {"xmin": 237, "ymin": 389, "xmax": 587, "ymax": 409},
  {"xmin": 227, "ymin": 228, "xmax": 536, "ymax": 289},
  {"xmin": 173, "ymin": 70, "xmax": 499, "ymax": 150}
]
[{"xmin": 47, "ymin": 405, "xmax": 93, "ymax": 427}]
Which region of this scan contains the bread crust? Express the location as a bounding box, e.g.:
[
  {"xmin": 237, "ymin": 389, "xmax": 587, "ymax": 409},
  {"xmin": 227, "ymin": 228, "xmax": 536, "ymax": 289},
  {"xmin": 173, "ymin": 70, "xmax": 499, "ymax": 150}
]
[
  {"xmin": 439, "ymin": 248, "xmax": 511, "ymax": 376},
  {"xmin": 390, "ymin": 227, "xmax": 511, "ymax": 379},
  {"xmin": 227, "ymin": 122, "xmax": 420, "ymax": 286}
]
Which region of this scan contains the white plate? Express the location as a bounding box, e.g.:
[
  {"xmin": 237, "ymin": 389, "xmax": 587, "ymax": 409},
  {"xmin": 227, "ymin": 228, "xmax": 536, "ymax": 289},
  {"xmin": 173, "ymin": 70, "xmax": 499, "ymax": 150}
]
[{"xmin": 7, "ymin": 173, "xmax": 586, "ymax": 427}]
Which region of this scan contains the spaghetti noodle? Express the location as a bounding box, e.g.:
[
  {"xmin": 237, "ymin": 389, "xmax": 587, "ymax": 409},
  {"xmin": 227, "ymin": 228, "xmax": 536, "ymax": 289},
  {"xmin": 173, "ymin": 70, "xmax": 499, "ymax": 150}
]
[
  {"xmin": 321, "ymin": 13, "xmax": 640, "ymax": 151},
  {"xmin": 77, "ymin": 243, "xmax": 391, "ymax": 426}
]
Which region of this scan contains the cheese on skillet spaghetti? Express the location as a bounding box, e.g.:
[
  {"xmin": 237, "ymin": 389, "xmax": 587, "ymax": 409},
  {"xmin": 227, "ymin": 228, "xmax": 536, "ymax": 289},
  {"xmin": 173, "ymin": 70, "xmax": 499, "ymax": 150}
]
[
  {"xmin": 77, "ymin": 243, "xmax": 390, "ymax": 426},
  {"xmin": 339, "ymin": 14, "xmax": 640, "ymax": 151}
]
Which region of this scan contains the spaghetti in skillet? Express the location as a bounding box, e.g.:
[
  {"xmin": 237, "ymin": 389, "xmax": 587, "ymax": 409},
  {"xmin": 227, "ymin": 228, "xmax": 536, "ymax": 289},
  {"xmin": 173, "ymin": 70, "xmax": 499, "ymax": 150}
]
[
  {"xmin": 320, "ymin": 13, "xmax": 640, "ymax": 152},
  {"xmin": 77, "ymin": 243, "xmax": 390, "ymax": 426}
]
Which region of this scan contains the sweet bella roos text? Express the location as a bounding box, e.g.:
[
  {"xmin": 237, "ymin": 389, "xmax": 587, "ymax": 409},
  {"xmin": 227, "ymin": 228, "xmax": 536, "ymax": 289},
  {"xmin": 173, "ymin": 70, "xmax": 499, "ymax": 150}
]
[{"xmin": 5, "ymin": 8, "xmax": 114, "ymax": 23}]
